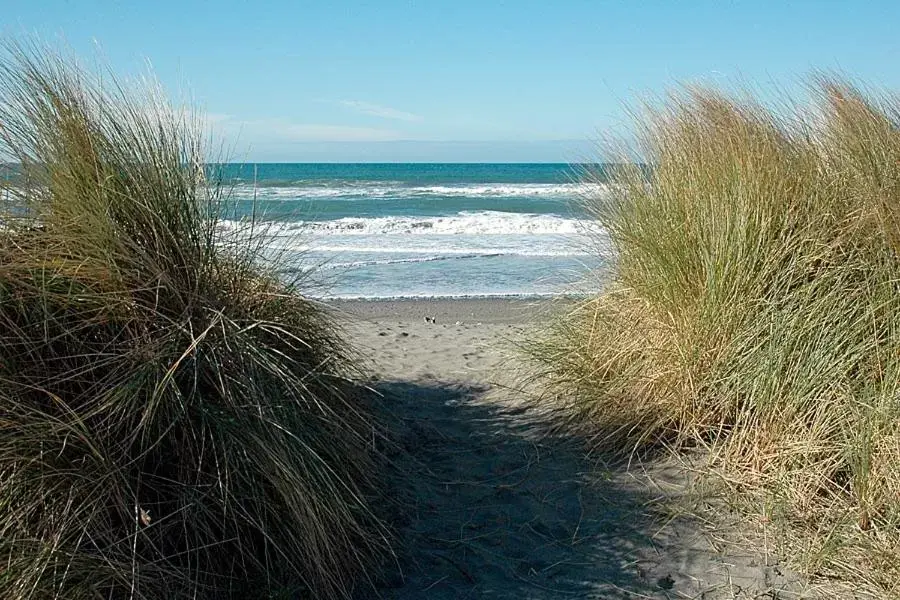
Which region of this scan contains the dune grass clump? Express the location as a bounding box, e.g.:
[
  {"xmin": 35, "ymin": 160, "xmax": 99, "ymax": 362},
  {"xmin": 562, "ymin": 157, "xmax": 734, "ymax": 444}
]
[
  {"xmin": 0, "ymin": 45, "xmax": 386, "ymax": 599},
  {"xmin": 529, "ymin": 81, "xmax": 900, "ymax": 595}
]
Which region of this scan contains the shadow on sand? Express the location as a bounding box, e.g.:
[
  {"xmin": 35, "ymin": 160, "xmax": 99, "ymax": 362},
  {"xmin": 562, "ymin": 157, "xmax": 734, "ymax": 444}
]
[{"xmin": 356, "ymin": 378, "xmax": 789, "ymax": 600}]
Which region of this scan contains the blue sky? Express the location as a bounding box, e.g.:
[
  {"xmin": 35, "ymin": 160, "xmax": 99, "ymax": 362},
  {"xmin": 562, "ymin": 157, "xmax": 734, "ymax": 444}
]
[{"xmin": 4, "ymin": 0, "xmax": 899, "ymax": 161}]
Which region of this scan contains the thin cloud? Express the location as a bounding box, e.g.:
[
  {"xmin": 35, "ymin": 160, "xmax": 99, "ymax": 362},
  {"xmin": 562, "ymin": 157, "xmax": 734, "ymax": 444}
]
[
  {"xmin": 215, "ymin": 117, "xmax": 404, "ymax": 142},
  {"xmin": 339, "ymin": 100, "xmax": 423, "ymax": 122},
  {"xmin": 204, "ymin": 112, "xmax": 234, "ymax": 124},
  {"xmin": 276, "ymin": 123, "xmax": 404, "ymax": 142}
]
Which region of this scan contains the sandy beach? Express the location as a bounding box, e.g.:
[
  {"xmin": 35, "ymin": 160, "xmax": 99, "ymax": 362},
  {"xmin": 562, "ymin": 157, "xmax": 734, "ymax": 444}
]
[
  {"xmin": 328, "ymin": 298, "xmax": 823, "ymax": 600},
  {"xmin": 329, "ymin": 297, "xmax": 545, "ymax": 381}
]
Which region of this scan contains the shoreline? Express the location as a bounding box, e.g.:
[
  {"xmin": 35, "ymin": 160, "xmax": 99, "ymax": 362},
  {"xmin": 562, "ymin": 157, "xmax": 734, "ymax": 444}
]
[{"xmin": 324, "ymin": 295, "xmax": 575, "ymax": 326}]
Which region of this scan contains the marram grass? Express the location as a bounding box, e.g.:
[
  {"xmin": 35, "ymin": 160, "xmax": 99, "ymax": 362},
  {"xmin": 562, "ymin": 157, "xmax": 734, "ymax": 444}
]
[
  {"xmin": 0, "ymin": 44, "xmax": 387, "ymax": 599},
  {"xmin": 528, "ymin": 80, "xmax": 900, "ymax": 597}
]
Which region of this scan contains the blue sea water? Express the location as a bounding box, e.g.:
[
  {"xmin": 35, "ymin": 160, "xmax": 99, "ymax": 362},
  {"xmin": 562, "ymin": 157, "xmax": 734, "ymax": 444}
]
[{"xmin": 220, "ymin": 163, "xmax": 608, "ymax": 299}]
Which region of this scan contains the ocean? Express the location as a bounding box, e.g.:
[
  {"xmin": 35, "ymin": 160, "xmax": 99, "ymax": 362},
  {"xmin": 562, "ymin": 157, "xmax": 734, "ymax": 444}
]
[{"xmin": 219, "ymin": 163, "xmax": 607, "ymax": 299}]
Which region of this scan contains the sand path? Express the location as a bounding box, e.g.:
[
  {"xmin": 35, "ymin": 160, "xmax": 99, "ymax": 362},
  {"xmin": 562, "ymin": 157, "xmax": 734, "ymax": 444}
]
[{"xmin": 333, "ymin": 299, "xmax": 817, "ymax": 599}]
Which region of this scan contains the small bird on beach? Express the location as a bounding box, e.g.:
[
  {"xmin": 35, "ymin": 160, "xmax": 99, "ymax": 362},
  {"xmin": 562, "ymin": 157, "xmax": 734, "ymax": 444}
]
[{"xmin": 424, "ymin": 316, "xmax": 436, "ymax": 324}]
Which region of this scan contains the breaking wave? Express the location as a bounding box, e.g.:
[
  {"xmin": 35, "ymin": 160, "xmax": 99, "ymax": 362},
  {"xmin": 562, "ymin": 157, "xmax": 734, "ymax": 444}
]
[
  {"xmin": 232, "ymin": 182, "xmax": 605, "ymax": 201},
  {"xmin": 220, "ymin": 211, "xmax": 598, "ymax": 236}
]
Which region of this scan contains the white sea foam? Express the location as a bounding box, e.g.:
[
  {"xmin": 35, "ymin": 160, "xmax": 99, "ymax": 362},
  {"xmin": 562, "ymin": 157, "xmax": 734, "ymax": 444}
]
[
  {"xmin": 232, "ymin": 182, "xmax": 606, "ymax": 200},
  {"xmin": 319, "ymin": 291, "xmax": 594, "ymax": 300},
  {"xmin": 318, "ymin": 253, "xmax": 504, "ymax": 270},
  {"xmin": 220, "ymin": 211, "xmax": 600, "ymax": 237},
  {"xmin": 305, "ymin": 245, "xmax": 590, "ymax": 257}
]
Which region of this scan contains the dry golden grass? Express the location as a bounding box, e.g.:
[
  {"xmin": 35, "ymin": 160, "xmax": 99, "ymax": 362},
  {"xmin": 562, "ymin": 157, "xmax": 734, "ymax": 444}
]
[
  {"xmin": 527, "ymin": 79, "xmax": 900, "ymax": 597},
  {"xmin": 0, "ymin": 43, "xmax": 388, "ymax": 599}
]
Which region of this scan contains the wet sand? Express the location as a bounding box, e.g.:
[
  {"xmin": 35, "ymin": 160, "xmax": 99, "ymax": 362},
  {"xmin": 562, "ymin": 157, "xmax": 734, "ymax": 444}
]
[{"xmin": 329, "ymin": 298, "xmax": 830, "ymax": 599}]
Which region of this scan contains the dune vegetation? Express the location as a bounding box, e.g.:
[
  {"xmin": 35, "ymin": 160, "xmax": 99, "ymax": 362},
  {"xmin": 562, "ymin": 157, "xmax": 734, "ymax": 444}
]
[
  {"xmin": 0, "ymin": 45, "xmax": 386, "ymax": 599},
  {"xmin": 529, "ymin": 80, "xmax": 900, "ymax": 596}
]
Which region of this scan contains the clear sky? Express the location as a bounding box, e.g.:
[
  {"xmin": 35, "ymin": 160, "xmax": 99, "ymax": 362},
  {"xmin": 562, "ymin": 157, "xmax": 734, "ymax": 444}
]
[{"xmin": 4, "ymin": 0, "xmax": 899, "ymax": 162}]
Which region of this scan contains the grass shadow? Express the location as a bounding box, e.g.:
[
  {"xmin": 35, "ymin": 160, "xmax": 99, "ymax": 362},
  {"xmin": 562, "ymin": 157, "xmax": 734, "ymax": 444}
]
[{"xmin": 357, "ymin": 378, "xmax": 803, "ymax": 600}]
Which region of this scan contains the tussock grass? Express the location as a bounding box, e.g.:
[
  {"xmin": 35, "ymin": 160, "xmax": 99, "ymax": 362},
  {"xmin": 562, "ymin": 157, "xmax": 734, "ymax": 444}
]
[
  {"xmin": 528, "ymin": 80, "xmax": 900, "ymax": 596},
  {"xmin": 0, "ymin": 44, "xmax": 386, "ymax": 599}
]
